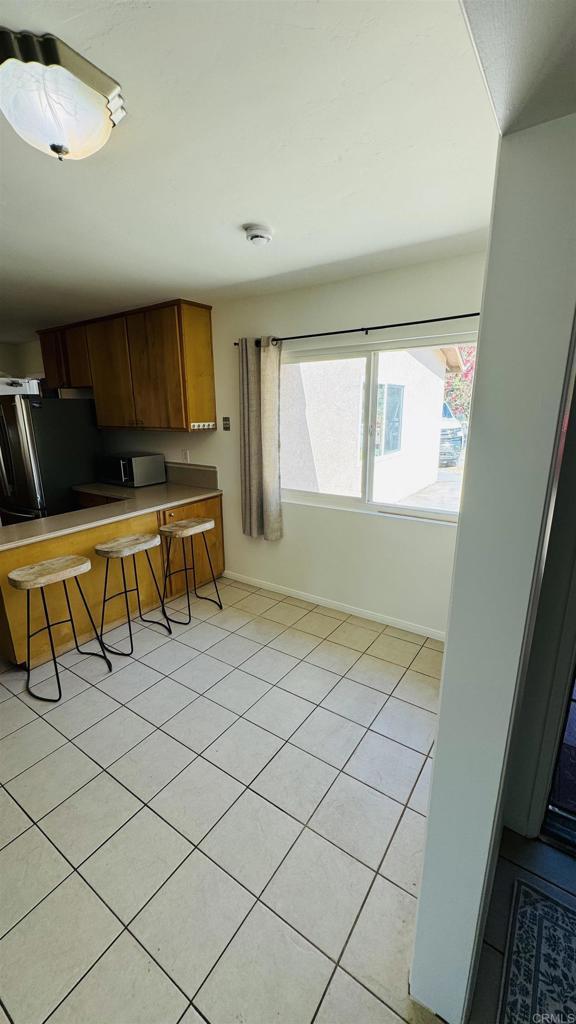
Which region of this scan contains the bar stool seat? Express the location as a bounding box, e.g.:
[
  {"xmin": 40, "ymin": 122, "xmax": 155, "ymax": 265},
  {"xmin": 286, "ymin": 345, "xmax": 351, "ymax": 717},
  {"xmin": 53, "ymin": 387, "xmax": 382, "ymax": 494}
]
[
  {"xmin": 94, "ymin": 533, "xmax": 161, "ymax": 559},
  {"xmin": 159, "ymin": 517, "xmax": 215, "ymax": 540},
  {"xmin": 96, "ymin": 533, "xmax": 171, "ymax": 657},
  {"xmin": 8, "ymin": 555, "xmax": 91, "ymax": 590},
  {"xmin": 160, "ymin": 517, "xmax": 222, "ymax": 624},
  {"xmin": 8, "ymin": 554, "xmax": 111, "ymax": 704}
]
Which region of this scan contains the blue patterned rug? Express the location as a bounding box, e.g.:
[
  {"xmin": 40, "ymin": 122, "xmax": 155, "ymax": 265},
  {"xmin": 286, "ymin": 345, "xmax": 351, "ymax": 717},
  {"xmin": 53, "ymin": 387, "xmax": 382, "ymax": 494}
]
[{"xmin": 499, "ymin": 880, "xmax": 576, "ymax": 1023}]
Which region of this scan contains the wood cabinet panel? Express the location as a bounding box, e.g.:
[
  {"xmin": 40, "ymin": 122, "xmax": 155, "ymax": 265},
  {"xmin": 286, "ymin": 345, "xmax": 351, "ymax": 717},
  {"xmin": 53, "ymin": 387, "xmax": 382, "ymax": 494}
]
[
  {"xmin": 86, "ymin": 317, "xmax": 136, "ymax": 427},
  {"xmin": 160, "ymin": 496, "xmax": 224, "ymax": 598},
  {"xmin": 37, "ymin": 300, "xmax": 216, "ymax": 433},
  {"xmin": 63, "ymin": 325, "xmax": 92, "ymax": 387},
  {"xmin": 126, "ymin": 307, "xmax": 186, "ymax": 429},
  {"xmin": 180, "ymin": 303, "xmax": 217, "ymax": 428},
  {"xmin": 39, "ymin": 331, "xmax": 67, "ymax": 388}
]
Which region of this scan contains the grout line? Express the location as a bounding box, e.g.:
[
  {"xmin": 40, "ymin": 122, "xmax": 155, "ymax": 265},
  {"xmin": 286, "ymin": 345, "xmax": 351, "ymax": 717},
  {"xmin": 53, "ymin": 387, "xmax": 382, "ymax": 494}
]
[
  {"xmin": 310, "ymin": 753, "xmax": 432, "ymax": 1024},
  {"xmin": 4, "ymin": 641, "xmax": 436, "ymax": 813},
  {"xmin": 0, "ymin": 996, "xmax": 15, "ymax": 1024},
  {"xmin": 2, "ymin": 717, "xmax": 431, "ymax": 1022},
  {"xmin": 0, "ymin": 593, "xmax": 440, "ymax": 1022}
]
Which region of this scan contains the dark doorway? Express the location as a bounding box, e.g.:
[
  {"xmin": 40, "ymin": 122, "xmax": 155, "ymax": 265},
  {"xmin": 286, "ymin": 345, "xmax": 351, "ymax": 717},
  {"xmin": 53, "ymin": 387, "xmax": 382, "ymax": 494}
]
[{"xmin": 543, "ymin": 673, "xmax": 576, "ymax": 847}]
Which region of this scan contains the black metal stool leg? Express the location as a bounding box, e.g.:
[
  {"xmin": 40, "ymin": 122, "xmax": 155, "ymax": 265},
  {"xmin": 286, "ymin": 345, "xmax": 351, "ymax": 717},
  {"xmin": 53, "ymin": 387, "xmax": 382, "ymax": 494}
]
[
  {"xmin": 120, "ymin": 559, "xmax": 135, "ymax": 654},
  {"xmin": 145, "ymin": 549, "xmax": 172, "ymax": 633},
  {"xmin": 161, "ymin": 536, "xmax": 172, "ymax": 610},
  {"xmin": 74, "ymin": 577, "xmax": 112, "ymax": 672},
  {"xmin": 132, "ymin": 552, "xmax": 172, "ymax": 635},
  {"xmin": 202, "ymin": 532, "xmax": 223, "ymax": 609},
  {"xmin": 181, "ymin": 539, "xmax": 193, "ymax": 622},
  {"xmin": 99, "ymin": 558, "xmax": 110, "ymax": 640},
  {"xmin": 188, "ymin": 533, "xmax": 223, "ymax": 610},
  {"xmin": 161, "ymin": 537, "xmax": 194, "ymax": 627},
  {"xmin": 25, "ymin": 587, "xmax": 63, "ymax": 703},
  {"xmin": 62, "ymin": 580, "xmax": 112, "ymax": 670},
  {"xmin": 25, "ymin": 590, "xmax": 31, "ymax": 691},
  {"xmin": 23, "ymin": 589, "xmax": 58, "ymax": 700},
  {"xmin": 100, "ymin": 558, "xmax": 135, "ymax": 657}
]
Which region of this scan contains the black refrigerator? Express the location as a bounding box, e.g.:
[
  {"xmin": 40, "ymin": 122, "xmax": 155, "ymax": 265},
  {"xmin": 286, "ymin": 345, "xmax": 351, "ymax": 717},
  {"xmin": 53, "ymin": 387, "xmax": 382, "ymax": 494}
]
[{"xmin": 0, "ymin": 395, "xmax": 102, "ymax": 523}]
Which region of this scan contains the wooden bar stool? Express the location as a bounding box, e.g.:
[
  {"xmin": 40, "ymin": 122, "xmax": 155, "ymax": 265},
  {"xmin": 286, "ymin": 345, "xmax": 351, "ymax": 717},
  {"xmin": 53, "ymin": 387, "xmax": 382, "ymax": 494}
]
[
  {"xmin": 8, "ymin": 555, "xmax": 112, "ymax": 703},
  {"xmin": 160, "ymin": 517, "xmax": 223, "ymax": 624},
  {"xmin": 95, "ymin": 533, "xmax": 172, "ymax": 656}
]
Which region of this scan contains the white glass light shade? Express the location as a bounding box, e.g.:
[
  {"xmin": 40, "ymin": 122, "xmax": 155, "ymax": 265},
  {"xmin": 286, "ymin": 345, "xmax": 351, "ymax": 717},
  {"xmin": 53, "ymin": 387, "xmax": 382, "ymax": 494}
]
[{"xmin": 0, "ymin": 59, "xmax": 113, "ymax": 159}]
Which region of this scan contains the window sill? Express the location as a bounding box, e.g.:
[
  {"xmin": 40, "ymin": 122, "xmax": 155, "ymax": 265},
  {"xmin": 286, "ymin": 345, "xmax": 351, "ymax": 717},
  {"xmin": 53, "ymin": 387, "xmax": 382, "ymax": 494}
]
[{"xmin": 281, "ymin": 491, "xmax": 458, "ymax": 525}]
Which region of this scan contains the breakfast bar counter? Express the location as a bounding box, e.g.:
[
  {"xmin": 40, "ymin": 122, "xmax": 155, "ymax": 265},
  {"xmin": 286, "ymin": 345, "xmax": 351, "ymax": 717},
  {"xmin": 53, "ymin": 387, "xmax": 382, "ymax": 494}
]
[
  {"xmin": 0, "ymin": 483, "xmax": 224, "ymax": 667},
  {"xmin": 0, "ymin": 483, "xmax": 221, "ymax": 552}
]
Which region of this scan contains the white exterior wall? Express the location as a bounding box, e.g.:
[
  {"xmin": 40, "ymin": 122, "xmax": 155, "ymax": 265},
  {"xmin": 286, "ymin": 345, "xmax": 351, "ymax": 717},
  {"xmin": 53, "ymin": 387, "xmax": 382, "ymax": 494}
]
[{"xmin": 280, "ymin": 357, "xmax": 365, "ymax": 496}]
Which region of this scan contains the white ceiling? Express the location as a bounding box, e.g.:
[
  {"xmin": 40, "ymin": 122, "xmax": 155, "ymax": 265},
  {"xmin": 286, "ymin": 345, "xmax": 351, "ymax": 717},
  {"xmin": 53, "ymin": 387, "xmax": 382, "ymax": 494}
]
[
  {"xmin": 462, "ymin": 0, "xmax": 576, "ymax": 134},
  {"xmin": 0, "ymin": 0, "xmax": 498, "ymax": 341}
]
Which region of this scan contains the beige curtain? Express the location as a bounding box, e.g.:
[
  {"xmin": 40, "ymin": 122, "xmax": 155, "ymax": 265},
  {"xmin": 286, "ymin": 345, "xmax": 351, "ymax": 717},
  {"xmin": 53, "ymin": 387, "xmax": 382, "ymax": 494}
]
[{"xmin": 239, "ymin": 337, "xmax": 283, "ymax": 540}]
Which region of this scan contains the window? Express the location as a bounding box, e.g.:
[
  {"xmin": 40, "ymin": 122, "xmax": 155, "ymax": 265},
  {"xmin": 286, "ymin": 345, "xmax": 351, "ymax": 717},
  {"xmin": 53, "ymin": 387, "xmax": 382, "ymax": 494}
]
[
  {"xmin": 375, "ymin": 383, "xmax": 404, "ymax": 456},
  {"xmin": 280, "ymin": 356, "xmax": 366, "ymax": 497},
  {"xmin": 280, "ymin": 340, "xmax": 476, "ymax": 518}
]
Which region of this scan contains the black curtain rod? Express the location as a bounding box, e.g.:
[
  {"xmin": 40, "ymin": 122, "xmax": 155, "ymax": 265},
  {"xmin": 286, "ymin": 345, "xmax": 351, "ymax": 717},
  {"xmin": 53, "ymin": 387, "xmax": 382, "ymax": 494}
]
[{"xmin": 233, "ymin": 312, "xmax": 479, "ymax": 346}]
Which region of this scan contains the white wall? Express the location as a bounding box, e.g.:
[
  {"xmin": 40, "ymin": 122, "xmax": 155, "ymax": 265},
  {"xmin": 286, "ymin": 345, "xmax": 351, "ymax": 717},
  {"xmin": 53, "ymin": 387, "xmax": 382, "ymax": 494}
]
[
  {"xmin": 105, "ymin": 251, "xmax": 485, "ymax": 635},
  {"xmin": 0, "ymin": 340, "xmax": 44, "ymax": 378},
  {"xmin": 0, "ymin": 342, "xmax": 31, "ymax": 376},
  {"xmin": 411, "ymin": 113, "xmax": 576, "ymax": 1022}
]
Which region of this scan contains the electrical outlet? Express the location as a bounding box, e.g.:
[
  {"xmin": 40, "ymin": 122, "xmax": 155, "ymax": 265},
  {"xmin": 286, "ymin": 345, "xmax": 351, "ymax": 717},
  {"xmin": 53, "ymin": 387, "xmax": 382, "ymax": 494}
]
[
  {"xmin": 223, "ymin": 416, "xmax": 231, "ymax": 431},
  {"xmin": 181, "ymin": 448, "xmax": 191, "ymax": 463}
]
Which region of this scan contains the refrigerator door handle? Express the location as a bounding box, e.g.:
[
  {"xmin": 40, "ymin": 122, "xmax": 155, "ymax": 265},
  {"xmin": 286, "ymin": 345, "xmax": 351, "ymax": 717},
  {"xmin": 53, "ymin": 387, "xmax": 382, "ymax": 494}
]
[
  {"xmin": 0, "ymin": 407, "xmax": 13, "ymax": 496},
  {"xmin": 13, "ymin": 397, "xmax": 44, "ymax": 510},
  {"xmin": 0, "ymin": 445, "xmax": 11, "ymax": 497}
]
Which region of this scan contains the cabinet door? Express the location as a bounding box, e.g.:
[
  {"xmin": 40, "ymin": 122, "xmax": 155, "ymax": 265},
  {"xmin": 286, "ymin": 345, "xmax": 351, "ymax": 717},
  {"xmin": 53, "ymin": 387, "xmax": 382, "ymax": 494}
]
[
  {"xmin": 126, "ymin": 307, "xmax": 186, "ymax": 429},
  {"xmin": 63, "ymin": 325, "xmax": 92, "ymax": 387},
  {"xmin": 85, "ymin": 317, "xmax": 136, "ymax": 427},
  {"xmin": 179, "ymin": 303, "xmax": 217, "ymax": 429},
  {"xmin": 161, "ymin": 496, "xmax": 224, "ymax": 597},
  {"xmin": 39, "ymin": 330, "xmax": 68, "ymax": 388}
]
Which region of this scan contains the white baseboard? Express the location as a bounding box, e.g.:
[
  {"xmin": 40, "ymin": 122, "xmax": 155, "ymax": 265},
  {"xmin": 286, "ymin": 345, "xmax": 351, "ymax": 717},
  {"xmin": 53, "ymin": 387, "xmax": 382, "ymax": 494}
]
[{"xmin": 222, "ymin": 570, "xmax": 445, "ymax": 640}]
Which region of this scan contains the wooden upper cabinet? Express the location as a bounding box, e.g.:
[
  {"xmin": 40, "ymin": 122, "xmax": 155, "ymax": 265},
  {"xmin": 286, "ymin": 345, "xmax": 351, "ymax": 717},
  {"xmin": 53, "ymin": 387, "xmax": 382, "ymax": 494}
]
[
  {"xmin": 126, "ymin": 306, "xmax": 186, "ymax": 429},
  {"xmin": 37, "ymin": 300, "xmax": 216, "ymax": 432},
  {"xmin": 62, "ymin": 325, "xmax": 92, "ymax": 387},
  {"xmin": 180, "ymin": 303, "xmax": 217, "ymax": 429},
  {"xmin": 39, "ymin": 330, "xmax": 67, "ymax": 388},
  {"xmin": 85, "ymin": 317, "xmax": 136, "ymax": 427}
]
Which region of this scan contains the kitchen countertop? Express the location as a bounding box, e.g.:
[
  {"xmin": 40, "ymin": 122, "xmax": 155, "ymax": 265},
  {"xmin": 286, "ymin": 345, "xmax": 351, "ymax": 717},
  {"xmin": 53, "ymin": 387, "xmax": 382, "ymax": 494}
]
[{"xmin": 0, "ymin": 483, "xmax": 222, "ymax": 552}]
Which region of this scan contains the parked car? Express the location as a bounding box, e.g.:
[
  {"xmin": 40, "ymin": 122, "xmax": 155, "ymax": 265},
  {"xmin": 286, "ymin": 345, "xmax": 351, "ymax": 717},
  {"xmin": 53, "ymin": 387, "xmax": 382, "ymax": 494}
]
[{"xmin": 439, "ymin": 402, "xmax": 464, "ymax": 466}]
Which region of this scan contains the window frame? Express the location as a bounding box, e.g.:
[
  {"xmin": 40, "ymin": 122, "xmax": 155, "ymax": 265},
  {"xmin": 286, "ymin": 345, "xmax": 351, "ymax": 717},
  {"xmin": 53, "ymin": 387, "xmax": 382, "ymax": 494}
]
[{"xmin": 280, "ymin": 331, "xmax": 477, "ymax": 524}]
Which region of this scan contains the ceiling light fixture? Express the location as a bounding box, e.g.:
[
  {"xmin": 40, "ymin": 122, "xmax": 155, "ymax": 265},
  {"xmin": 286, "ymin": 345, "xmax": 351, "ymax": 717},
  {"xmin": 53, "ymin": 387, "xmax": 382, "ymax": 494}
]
[
  {"xmin": 243, "ymin": 223, "xmax": 273, "ymax": 247},
  {"xmin": 0, "ymin": 28, "xmax": 126, "ymax": 160}
]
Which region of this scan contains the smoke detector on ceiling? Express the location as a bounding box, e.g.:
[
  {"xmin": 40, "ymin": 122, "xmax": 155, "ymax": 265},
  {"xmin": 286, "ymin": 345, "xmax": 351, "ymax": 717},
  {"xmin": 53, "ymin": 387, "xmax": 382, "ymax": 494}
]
[{"xmin": 242, "ymin": 223, "xmax": 273, "ymax": 247}]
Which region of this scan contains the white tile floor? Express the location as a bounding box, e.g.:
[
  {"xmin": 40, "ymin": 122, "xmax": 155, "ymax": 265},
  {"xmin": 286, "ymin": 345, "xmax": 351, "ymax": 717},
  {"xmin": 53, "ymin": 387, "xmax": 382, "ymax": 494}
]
[{"xmin": 0, "ymin": 578, "xmax": 443, "ymax": 1024}]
